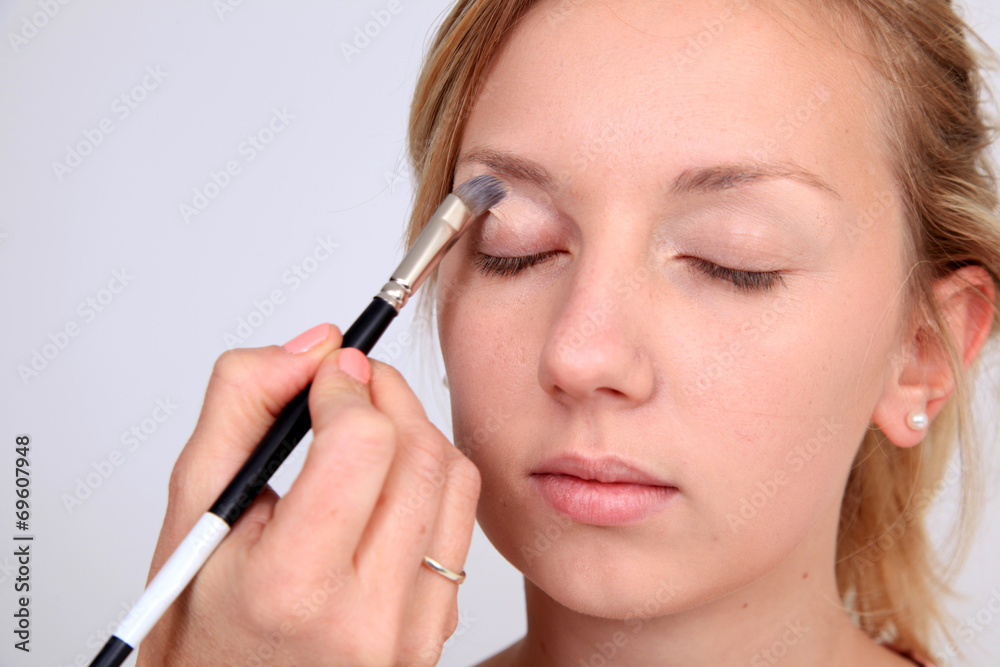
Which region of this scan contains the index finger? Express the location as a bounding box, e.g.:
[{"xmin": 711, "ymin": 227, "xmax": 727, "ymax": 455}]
[
  {"xmin": 165, "ymin": 324, "xmax": 342, "ymax": 527},
  {"xmin": 254, "ymin": 347, "xmax": 397, "ymax": 568}
]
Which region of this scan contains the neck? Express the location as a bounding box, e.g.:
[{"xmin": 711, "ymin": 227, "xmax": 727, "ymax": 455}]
[{"xmin": 514, "ymin": 582, "xmax": 867, "ymax": 667}]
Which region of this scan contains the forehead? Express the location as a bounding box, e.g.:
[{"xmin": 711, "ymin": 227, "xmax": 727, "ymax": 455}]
[{"xmin": 460, "ymin": 0, "xmax": 889, "ymax": 204}]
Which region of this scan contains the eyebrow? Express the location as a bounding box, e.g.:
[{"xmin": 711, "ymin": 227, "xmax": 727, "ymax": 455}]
[
  {"xmin": 458, "ymin": 148, "xmax": 556, "ymax": 191},
  {"xmin": 456, "ymin": 147, "xmax": 841, "ymax": 200},
  {"xmin": 672, "ymin": 163, "xmax": 841, "ymax": 200}
]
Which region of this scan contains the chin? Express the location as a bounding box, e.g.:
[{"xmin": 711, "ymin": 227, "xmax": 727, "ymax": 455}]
[
  {"xmin": 535, "ymin": 570, "xmax": 685, "ymax": 620},
  {"xmin": 522, "ymin": 541, "xmax": 776, "ymax": 625},
  {"xmin": 478, "ymin": 502, "xmax": 696, "ymax": 621}
]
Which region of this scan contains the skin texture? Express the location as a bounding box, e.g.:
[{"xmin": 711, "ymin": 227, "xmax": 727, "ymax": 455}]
[{"xmin": 435, "ymin": 1, "xmax": 996, "ymax": 666}]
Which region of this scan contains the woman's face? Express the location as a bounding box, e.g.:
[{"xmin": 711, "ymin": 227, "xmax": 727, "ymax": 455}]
[{"xmin": 436, "ymin": 0, "xmax": 907, "ymax": 618}]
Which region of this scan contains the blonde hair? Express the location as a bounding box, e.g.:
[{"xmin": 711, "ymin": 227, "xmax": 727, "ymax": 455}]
[{"xmin": 403, "ymin": 0, "xmax": 1000, "ymax": 661}]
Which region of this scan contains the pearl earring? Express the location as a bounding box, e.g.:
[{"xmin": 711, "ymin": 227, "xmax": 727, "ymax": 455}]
[{"xmin": 906, "ymin": 409, "xmax": 929, "ymax": 431}]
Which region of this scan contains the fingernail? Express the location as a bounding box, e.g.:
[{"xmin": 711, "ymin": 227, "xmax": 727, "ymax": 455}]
[
  {"xmin": 282, "ymin": 323, "xmax": 331, "ymax": 354},
  {"xmin": 338, "ymin": 347, "xmax": 371, "ymax": 385}
]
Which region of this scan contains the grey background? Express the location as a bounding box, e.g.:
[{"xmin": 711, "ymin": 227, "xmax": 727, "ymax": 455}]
[{"xmin": 0, "ymin": 1, "xmax": 997, "ymax": 665}]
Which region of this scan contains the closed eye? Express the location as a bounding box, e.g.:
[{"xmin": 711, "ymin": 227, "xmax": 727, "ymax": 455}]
[
  {"xmin": 474, "ymin": 250, "xmax": 560, "ymax": 277},
  {"xmin": 682, "ymin": 256, "xmax": 785, "ymax": 294},
  {"xmin": 473, "ymin": 251, "xmax": 784, "ymax": 294}
]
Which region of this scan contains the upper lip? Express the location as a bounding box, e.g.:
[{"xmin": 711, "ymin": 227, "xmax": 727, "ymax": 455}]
[{"xmin": 532, "ymin": 454, "xmax": 677, "ymax": 487}]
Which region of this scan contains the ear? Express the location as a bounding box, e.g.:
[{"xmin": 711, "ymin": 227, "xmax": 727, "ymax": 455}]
[{"xmin": 871, "ymin": 264, "xmax": 996, "ymax": 448}]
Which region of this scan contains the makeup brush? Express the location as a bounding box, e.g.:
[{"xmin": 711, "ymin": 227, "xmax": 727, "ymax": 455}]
[{"xmin": 87, "ymin": 174, "xmax": 509, "ymax": 667}]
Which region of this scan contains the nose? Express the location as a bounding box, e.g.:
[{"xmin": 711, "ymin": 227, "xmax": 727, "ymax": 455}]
[{"xmin": 537, "ymin": 250, "xmax": 656, "ymax": 407}]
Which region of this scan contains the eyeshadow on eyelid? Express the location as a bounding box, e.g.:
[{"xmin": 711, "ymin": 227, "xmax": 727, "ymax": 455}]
[
  {"xmin": 662, "ymin": 199, "xmax": 831, "ymax": 251},
  {"xmin": 478, "ymin": 197, "xmax": 559, "ymax": 243},
  {"xmin": 477, "ymin": 209, "xmax": 519, "ymax": 243}
]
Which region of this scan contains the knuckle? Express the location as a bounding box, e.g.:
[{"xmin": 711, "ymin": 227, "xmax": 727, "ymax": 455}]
[{"xmin": 209, "ymin": 347, "xmax": 258, "ymax": 386}]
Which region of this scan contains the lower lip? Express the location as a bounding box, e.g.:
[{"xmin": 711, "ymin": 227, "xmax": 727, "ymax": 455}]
[{"xmin": 530, "ymin": 474, "xmax": 678, "ymax": 526}]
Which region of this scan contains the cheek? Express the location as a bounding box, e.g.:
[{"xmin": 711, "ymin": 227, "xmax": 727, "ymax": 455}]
[
  {"xmin": 676, "ymin": 269, "xmax": 899, "ymax": 545},
  {"xmin": 437, "ymin": 279, "xmax": 535, "ymax": 463}
]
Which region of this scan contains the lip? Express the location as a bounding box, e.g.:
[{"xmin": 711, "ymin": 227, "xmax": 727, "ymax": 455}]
[{"xmin": 530, "ymin": 455, "xmax": 678, "ymax": 526}]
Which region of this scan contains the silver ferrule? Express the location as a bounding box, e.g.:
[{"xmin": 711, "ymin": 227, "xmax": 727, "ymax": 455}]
[{"xmin": 376, "ymin": 193, "xmax": 472, "ymax": 310}]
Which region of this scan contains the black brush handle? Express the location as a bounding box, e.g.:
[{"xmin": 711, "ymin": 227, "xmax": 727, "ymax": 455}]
[
  {"xmin": 209, "ymin": 296, "xmax": 398, "ymax": 525},
  {"xmin": 88, "ymin": 637, "xmax": 133, "ymax": 667}
]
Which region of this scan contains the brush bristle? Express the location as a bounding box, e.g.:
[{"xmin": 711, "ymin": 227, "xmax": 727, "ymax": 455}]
[{"xmin": 454, "ymin": 175, "xmax": 509, "ymax": 217}]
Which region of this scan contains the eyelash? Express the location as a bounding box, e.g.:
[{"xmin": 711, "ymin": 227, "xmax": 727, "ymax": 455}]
[
  {"xmin": 474, "ymin": 251, "xmax": 560, "ymax": 278},
  {"xmin": 681, "ymin": 256, "xmax": 786, "ymax": 294},
  {"xmin": 473, "ymin": 251, "xmax": 785, "ymax": 294}
]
